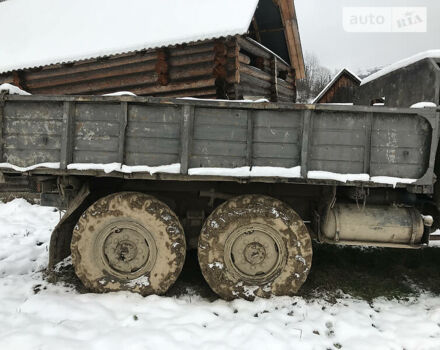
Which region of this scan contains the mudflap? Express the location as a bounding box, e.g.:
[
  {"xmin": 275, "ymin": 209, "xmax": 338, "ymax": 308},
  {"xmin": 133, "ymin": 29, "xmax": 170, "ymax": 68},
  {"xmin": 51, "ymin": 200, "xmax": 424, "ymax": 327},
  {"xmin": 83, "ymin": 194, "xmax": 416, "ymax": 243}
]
[{"xmin": 48, "ymin": 183, "xmax": 92, "ymax": 269}]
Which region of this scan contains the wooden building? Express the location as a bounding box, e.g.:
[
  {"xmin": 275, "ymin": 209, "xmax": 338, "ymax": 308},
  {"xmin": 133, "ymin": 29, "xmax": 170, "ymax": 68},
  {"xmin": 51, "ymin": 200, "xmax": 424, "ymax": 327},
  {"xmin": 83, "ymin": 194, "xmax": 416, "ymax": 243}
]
[
  {"xmin": 313, "ymin": 69, "xmax": 361, "ymax": 104},
  {"xmin": 0, "ymin": 0, "xmax": 305, "ymax": 103}
]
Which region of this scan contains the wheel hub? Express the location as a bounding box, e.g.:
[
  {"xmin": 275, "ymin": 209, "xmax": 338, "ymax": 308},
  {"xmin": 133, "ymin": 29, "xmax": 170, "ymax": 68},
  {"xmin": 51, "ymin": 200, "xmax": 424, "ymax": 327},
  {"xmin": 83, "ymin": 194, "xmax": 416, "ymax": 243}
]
[
  {"xmin": 244, "ymin": 242, "xmax": 266, "ymax": 265},
  {"xmin": 115, "ymin": 240, "xmax": 138, "ymax": 262},
  {"xmin": 97, "ymin": 221, "xmax": 157, "ymax": 279},
  {"xmin": 225, "ymin": 224, "xmax": 286, "ymax": 284}
]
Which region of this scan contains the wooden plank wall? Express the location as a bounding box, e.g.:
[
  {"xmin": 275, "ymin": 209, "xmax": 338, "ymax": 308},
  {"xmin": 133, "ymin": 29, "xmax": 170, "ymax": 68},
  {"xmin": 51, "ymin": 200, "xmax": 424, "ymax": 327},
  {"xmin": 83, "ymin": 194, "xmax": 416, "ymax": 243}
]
[{"xmin": 318, "ymin": 75, "xmax": 360, "ymax": 104}]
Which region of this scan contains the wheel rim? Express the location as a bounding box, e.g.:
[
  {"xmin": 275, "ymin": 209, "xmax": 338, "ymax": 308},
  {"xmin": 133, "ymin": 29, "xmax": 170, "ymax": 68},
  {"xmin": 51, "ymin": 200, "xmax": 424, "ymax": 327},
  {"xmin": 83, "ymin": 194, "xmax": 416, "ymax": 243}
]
[
  {"xmin": 224, "ymin": 223, "xmax": 286, "ymax": 284},
  {"xmin": 95, "ymin": 220, "xmax": 157, "ymax": 279}
]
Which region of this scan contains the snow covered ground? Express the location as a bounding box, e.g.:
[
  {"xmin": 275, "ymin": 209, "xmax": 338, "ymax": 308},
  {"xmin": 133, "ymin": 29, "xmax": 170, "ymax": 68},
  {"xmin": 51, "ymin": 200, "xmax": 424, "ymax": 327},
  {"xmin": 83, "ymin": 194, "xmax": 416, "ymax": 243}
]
[{"xmin": 1, "ymin": 199, "xmax": 440, "ymax": 350}]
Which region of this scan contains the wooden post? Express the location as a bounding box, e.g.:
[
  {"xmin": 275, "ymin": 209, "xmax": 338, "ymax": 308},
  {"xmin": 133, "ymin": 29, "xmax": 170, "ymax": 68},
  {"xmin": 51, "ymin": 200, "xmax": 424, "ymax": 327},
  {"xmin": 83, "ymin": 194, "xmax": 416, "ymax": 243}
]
[
  {"xmin": 12, "ymin": 72, "xmax": 23, "ymax": 90},
  {"xmin": 231, "ymin": 39, "xmax": 241, "ymax": 100},
  {"xmin": 300, "ymin": 109, "xmax": 312, "ymax": 178},
  {"xmin": 0, "ymin": 92, "xmax": 6, "ymax": 162},
  {"xmin": 155, "ymin": 49, "xmax": 169, "ymax": 86},
  {"xmin": 252, "ymin": 18, "xmax": 262, "ymax": 43},
  {"xmin": 292, "ymin": 68, "xmax": 297, "ymax": 103},
  {"xmin": 246, "ymin": 110, "xmax": 254, "ymax": 169},
  {"xmin": 180, "ymin": 105, "xmax": 195, "ymax": 174},
  {"xmin": 271, "ymin": 55, "xmax": 279, "ymax": 102},
  {"xmin": 363, "ymin": 112, "xmax": 374, "ymax": 174},
  {"xmin": 118, "ymin": 102, "xmax": 128, "ymax": 165},
  {"xmin": 60, "ymin": 101, "xmax": 75, "ymax": 169},
  {"xmin": 213, "ymin": 40, "xmax": 228, "ymax": 99}
]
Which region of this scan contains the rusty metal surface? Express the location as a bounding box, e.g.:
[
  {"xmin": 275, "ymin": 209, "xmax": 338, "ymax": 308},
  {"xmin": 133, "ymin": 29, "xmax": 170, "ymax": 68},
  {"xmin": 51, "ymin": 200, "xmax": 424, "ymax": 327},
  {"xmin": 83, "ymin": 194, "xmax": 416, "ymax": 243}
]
[{"xmin": 1, "ymin": 94, "xmax": 438, "ymax": 190}]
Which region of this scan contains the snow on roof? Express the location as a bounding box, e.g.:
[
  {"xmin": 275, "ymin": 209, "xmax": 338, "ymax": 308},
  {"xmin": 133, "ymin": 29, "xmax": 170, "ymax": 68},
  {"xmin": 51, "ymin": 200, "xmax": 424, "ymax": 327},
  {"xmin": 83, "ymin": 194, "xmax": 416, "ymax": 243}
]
[
  {"xmin": 361, "ymin": 50, "xmax": 440, "ymax": 86},
  {"xmin": 0, "ymin": 0, "xmax": 259, "ymax": 74},
  {"xmin": 312, "ymin": 68, "xmax": 361, "ymax": 104}
]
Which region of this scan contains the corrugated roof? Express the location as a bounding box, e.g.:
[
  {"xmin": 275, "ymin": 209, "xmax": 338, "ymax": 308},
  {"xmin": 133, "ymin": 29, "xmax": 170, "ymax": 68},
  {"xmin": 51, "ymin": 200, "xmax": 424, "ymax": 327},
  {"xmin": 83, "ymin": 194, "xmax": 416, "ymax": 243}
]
[{"xmin": 0, "ymin": 0, "xmax": 259, "ymax": 74}]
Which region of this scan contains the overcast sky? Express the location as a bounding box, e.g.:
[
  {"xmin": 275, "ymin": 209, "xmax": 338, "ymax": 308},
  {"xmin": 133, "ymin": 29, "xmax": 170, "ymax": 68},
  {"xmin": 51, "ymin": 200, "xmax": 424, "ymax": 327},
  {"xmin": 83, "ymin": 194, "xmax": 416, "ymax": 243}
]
[{"xmin": 295, "ymin": 0, "xmax": 440, "ymax": 73}]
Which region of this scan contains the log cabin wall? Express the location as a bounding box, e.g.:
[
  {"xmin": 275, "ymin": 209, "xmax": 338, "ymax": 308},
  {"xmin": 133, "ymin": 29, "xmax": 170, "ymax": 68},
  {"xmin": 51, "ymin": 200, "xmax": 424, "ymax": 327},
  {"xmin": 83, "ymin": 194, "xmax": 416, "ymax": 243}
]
[
  {"xmin": 233, "ymin": 37, "xmax": 296, "ymax": 102},
  {"xmin": 0, "ymin": 36, "xmax": 296, "ymax": 102}
]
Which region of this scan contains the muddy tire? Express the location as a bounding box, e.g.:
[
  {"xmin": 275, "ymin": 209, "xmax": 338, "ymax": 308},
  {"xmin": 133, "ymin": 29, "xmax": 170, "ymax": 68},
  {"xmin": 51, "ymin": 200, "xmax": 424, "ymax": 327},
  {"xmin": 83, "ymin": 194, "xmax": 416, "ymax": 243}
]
[
  {"xmin": 71, "ymin": 192, "xmax": 186, "ymax": 296},
  {"xmin": 198, "ymin": 195, "xmax": 312, "ymax": 300}
]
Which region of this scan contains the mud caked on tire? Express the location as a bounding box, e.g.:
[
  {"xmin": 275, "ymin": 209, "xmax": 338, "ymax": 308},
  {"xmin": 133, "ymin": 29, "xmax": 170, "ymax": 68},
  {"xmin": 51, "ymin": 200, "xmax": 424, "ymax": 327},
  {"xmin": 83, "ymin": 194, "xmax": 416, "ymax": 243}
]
[
  {"xmin": 198, "ymin": 195, "xmax": 312, "ymax": 300},
  {"xmin": 71, "ymin": 192, "xmax": 186, "ymax": 296}
]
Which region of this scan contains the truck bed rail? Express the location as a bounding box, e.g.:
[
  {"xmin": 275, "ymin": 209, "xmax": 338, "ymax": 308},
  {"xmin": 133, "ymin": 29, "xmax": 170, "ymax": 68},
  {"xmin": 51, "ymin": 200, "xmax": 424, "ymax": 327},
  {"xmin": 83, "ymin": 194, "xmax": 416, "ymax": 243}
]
[{"xmin": 0, "ymin": 94, "xmax": 438, "ymax": 190}]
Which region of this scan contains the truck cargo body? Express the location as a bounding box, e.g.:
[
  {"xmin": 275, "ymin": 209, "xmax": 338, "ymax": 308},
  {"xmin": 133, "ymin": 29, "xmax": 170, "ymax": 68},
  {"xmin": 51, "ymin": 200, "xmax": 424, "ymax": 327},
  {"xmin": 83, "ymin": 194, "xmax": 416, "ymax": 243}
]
[
  {"xmin": 0, "ymin": 93, "xmax": 438, "ymax": 299},
  {"xmin": 1, "ymin": 94, "xmax": 437, "ymax": 185}
]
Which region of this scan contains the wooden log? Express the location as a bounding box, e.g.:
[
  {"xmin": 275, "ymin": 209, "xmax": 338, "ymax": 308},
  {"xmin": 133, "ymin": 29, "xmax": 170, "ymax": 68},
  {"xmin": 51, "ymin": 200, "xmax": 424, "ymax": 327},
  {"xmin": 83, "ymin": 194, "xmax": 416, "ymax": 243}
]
[
  {"xmin": 277, "ymin": 90, "xmax": 295, "ymax": 100},
  {"xmin": 277, "ymin": 95, "xmax": 293, "ymax": 103},
  {"xmin": 168, "ymin": 51, "xmax": 214, "ymax": 67},
  {"xmin": 0, "ymin": 74, "xmax": 13, "ymax": 85},
  {"xmin": 169, "ymin": 62, "xmax": 214, "ymax": 80},
  {"xmin": 155, "ymin": 49, "xmax": 169, "ymax": 86},
  {"xmin": 240, "ymin": 73, "xmax": 272, "ymax": 89},
  {"xmin": 32, "ymin": 50, "xmax": 216, "ymax": 88},
  {"xmin": 33, "ymin": 71, "xmax": 160, "ymax": 94},
  {"xmin": 277, "ymin": 77, "xmax": 295, "ymax": 92},
  {"xmin": 24, "ymin": 41, "xmax": 216, "ymax": 82},
  {"xmin": 255, "ymin": 57, "xmax": 266, "ymax": 71},
  {"xmin": 25, "ymin": 52, "xmax": 158, "ymax": 81},
  {"xmin": 169, "ymin": 41, "xmax": 215, "ymax": 57},
  {"xmin": 271, "ymin": 55, "xmax": 279, "ymax": 102},
  {"xmin": 128, "ymin": 77, "xmax": 216, "ymax": 95},
  {"xmin": 26, "ymin": 61, "xmax": 158, "ymax": 89},
  {"xmin": 213, "ymin": 42, "xmax": 227, "ymax": 56},
  {"xmin": 238, "ymin": 83, "xmax": 271, "ymax": 97},
  {"xmin": 237, "ymin": 36, "xmax": 272, "ymax": 59},
  {"xmin": 277, "ymin": 0, "xmax": 305, "ymax": 79},
  {"xmin": 213, "ymin": 40, "xmax": 228, "ymax": 99},
  {"xmin": 284, "ymin": 75, "xmax": 295, "ymax": 85},
  {"xmin": 239, "ymin": 53, "xmax": 251, "ymax": 65},
  {"xmin": 152, "ymin": 87, "xmax": 217, "ymax": 98},
  {"xmin": 236, "ymin": 37, "xmax": 291, "ymax": 72},
  {"xmin": 277, "ymin": 86, "xmax": 295, "ymax": 99},
  {"xmin": 30, "ymin": 60, "xmax": 217, "ymax": 92},
  {"xmin": 228, "ymin": 39, "xmax": 241, "ymax": 99},
  {"xmin": 239, "ymin": 64, "xmax": 272, "ymax": 83},
  {"xmin": 12, "ymin": 72, "xmax": 26, "ymax": 90},
  {"xmin": 277, "ymin": 89, "xmax": 296, "ymax": 101},
  {"xmin": 32, "ymin": 59, "xmax": 223, "ymax": 95}
]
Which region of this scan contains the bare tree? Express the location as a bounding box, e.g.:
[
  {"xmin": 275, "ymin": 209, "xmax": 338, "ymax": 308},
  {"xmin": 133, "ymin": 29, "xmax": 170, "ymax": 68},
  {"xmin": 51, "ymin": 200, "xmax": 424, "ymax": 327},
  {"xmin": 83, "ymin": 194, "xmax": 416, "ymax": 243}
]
[
  {"xmin": 313, "ymin": 66, "xmax": 332, "ymax": 96},
  {"xmin": 297, "ymin": 52, "xmax": 332, "ymax": 103},
  {"xmin": 357, "ymin": 66, "xmax": 382, "ymax": 80}
]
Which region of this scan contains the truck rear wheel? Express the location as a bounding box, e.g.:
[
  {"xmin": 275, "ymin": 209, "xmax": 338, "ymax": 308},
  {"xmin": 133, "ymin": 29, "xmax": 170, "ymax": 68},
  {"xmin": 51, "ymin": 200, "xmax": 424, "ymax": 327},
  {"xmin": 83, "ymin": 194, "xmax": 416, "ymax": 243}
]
[
  {"xmin": 198, "ymin": 195, "xmax": 312, "ymax": 300},
  {"xmin": 71, "ymin": 192, "xmax": 186, "ymax": 296}
]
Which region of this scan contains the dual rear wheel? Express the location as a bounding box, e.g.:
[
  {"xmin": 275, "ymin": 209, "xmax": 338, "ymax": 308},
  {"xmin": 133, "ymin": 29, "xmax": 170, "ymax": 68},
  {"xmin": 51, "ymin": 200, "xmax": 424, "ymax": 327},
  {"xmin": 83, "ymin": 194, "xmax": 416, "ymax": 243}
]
[{"xmin": 71, "ymin": 192, "xmax": 312, "ymax": 299}]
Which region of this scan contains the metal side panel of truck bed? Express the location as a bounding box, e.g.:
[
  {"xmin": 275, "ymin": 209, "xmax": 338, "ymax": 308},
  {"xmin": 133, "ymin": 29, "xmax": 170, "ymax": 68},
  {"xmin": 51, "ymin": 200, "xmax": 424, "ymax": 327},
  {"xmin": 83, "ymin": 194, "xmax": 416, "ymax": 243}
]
[{"xmin": 0, "ymin": 94, "xmax": 438, "ymax": 190}]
